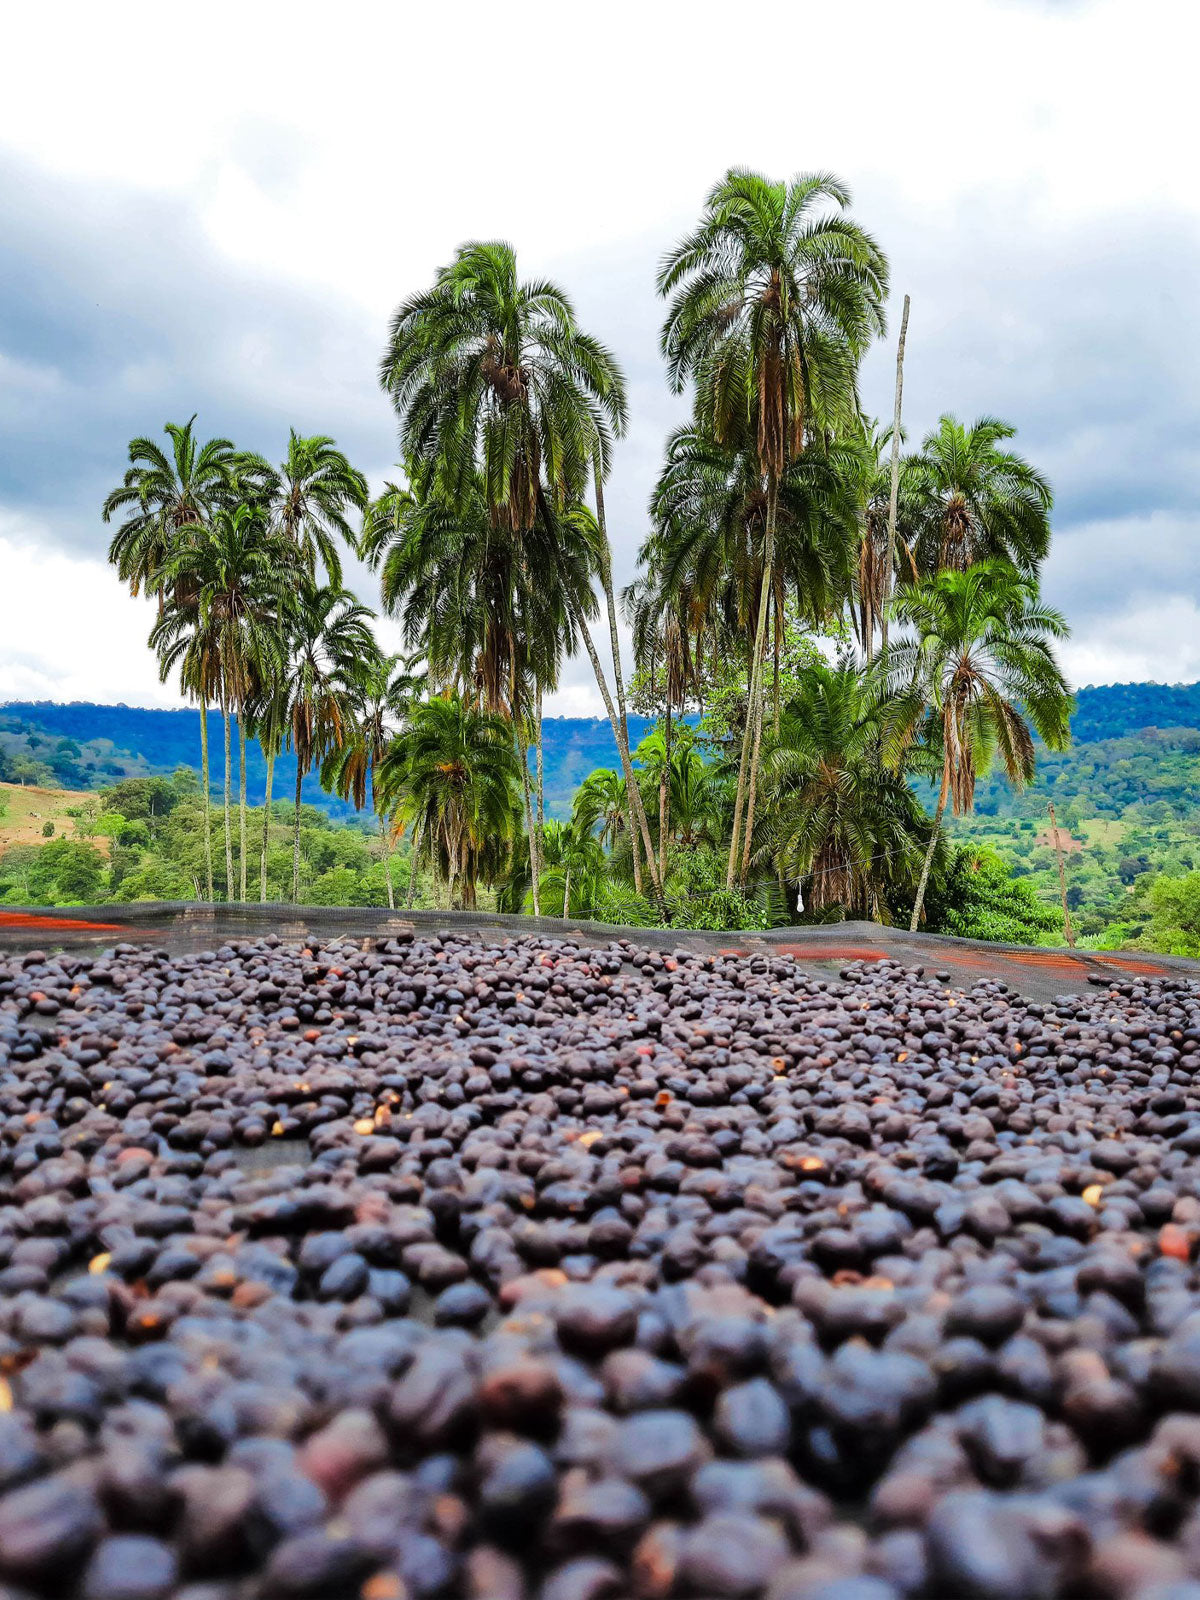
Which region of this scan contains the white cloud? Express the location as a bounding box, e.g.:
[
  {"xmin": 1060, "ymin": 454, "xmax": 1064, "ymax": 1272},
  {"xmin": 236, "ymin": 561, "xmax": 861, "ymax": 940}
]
[
  {"xmin": 2, "ymin": 0, "xmax": 1199, "ymax": 709},
  {"xmin": 0, "ymin": 514, "xmax": 620, "ymax": 716},
  {"xmin": 1062, "ymin": 597, "xmax": 1200, "ymax": 688},
  {"xmin": 0, "ymin": 522, "xmax": 178, "ymax": 706}
]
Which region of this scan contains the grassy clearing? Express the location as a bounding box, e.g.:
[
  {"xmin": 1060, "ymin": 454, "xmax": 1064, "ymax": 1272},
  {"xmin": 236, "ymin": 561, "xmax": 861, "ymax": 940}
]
[{"xmin": 0, "ymin": 782, "xmax": 109, "ymax": 855}]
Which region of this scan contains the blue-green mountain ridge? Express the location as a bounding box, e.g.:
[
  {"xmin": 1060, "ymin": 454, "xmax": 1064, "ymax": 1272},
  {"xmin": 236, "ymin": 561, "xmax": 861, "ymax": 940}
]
[{"xmin": 3, "ymin": 682, "xmax": 1199, "ymax": 822}]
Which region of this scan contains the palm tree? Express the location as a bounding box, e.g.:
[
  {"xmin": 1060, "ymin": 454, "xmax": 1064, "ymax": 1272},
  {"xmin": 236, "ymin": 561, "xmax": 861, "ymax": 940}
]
[
  {"xmin": 103, "ymin": 417, "xmax": 237, "ymax": 600},
  {"xmin": 642, "ymin": 423, "xmax": 861, "ymax": 805},
  {"xmin": 322, "ymin": 648, "xmax": 425, "ymax": 908},
  {"xmin": 247, "ymin": 431, "xmax": 369, "ymax": 587},
  {"xmin": 366, "ymin": 469, "xmax": 559, "ymax": 718},
  {"xmin": 537, "ymin": 821, "xmax": 605, "ymax": 921},
  {"xmin": 152, "ymin": 505, "xmax": 293, "ymax": 901},
  {"xmin": 659, "ymin": 169, "xmax": 888, "ymax": 888},
  {"xmin": 572, "ymin": 768, "xmax": 629, "ymax": 850},
  {"xmin": 281, "ymin": 584, "xmax": 377, "ymax": 903},
  {"xmin": 908, "ymin": 416, "xmax": 1052, "ymax": 576},
  {"xmin": 890, "ymin": 563, "xmax": 1072, "ymax": 932},
  {"xmin": 761, "ymin": 657, "xmax": 929, "ymax": 918},
  {"xmin": 379, "ymin": 241, "xmax": 662, "ymax": 902},
  {"xmin": 665, "ymin": 732, "xmax": 726, "ymax": 851},
  {"xmin": 376, "ymin": 695, "xmax": 521, "ymax": 910},
  {"xmin": 104, "ymin": 417, "xmax": 238, "ymax": 900},
  {"xmin": 381, "ymin": 239, "xmax": 623, "ymax": 532},
  {"xmin": 362, "ymin": 466, "xmax": 570, "ymax": 914}
]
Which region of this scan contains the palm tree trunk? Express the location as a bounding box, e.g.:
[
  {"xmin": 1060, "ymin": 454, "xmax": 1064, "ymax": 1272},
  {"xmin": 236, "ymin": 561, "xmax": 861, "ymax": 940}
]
[
  {"xmin": 292, "ymin": 763, "xmax": 303, "ymax": 904},
  {"xmin": 222, "ymin": 704, "xmax": 234, "ymax": 902},
  {"xmin": 725, "ymin": 666, "xmax": 758, "ymax": 889},
  {"xmin": 535, "ymin": 683, "xmax": 546, "ymax": 893},
  {"xmin": 659, "ymin": 705, "xmax": 671, "ymax": 886},
  {"xmin": 738, "ymin": 481, "xmax": 783, "ymax": 886},
  {"xmin": 381, "ymin": 817, "xmax": 395, "ymax": 910},
  {"xmin": 910, "ymin": 761, "xmax": 948, "ymax": 933},
  {"xmin": 198, "ymin": 703, "xmax": 214, "ymax": 903},
  {"xmin": 563, "ymin": 861, "xmax": 571, "ymax": 922},
  {"xmin": 571, "ymin": 599, "xmax": 665, "ymax": 913},
  {"xmin": 260, "ymin": 749, "xmax": 275, "ymax": 903},
  {"xmin": 629, "ymin": 807, "xmax": 645, "ymax": 893},
  {"xmin": 738, "ymin": 695, "xmax": 767, "ymax": 885},
  {"xmin": 448, "ymin": 835, "xmax": 459, "ymax": 912},
  {"xmin": 728, "ymin": 474, "xmax": 778, "ymax": 887},
  {"xmin": 773, "ymin": 588, "xmax": 782, "ymax": 738},
  {"xmin": 237, "ymin": 713, "xmax": 248, "ymax": 903},
  {"xmin": 406, "ymin": 826, "xmax": 420, "ymax": 910},
  {"xmin": 594, "ymin": 466, "xmax": 644, "ymax": 897},
  {"xmin": 520, "ymin": 751, "xmax": 541, "ymax": 918}
]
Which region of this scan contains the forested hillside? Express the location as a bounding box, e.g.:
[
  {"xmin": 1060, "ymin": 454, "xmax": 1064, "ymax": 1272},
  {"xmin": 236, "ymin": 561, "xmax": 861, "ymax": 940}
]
[
  {"xmin": 5, "ymin": 684, "xmax": 1198, "ymax": 820},
  {"xmin": 1069, "ymin": 682, "xmax": 1200, "ymax": 743},
  {"xmin": 948, "ymin": 721, "xmax": 1200, "ymax": 951},
  {"xmin": 0, "ymin": 702, "xmax": 658, "ymax": 818}
]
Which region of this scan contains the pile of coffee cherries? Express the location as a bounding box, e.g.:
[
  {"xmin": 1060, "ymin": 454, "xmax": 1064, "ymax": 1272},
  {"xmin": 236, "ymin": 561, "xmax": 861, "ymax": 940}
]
[{"xmin": 2, "ymin": 931, "xmax": 1200, "ymax": 1600}]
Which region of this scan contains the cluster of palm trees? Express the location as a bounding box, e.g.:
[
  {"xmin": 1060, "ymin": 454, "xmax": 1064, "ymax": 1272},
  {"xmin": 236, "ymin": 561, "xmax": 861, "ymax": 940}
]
[
  {"xmin": 102, "ymin": 164, "xmax": 1074, "ymax": 930},
  {"xmin": 367, "ymin": 238, "xmax": 667, "ymax": 916},
  {"xmin": 104, "ymin": 421, "xmax": 413, "ymax": 904},
  {"xmin": 620, "ymin": 169, "xmax": 1072, "ymax": 930}
]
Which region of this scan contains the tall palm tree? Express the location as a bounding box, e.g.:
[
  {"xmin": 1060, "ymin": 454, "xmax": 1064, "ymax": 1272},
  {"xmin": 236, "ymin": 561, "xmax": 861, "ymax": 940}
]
[
  {"xmin": 247, "ymin": 431, "xmax": 369, "ymax": 588},
  {"xmin": 659, "ymin": 169, "xmax": 888, "ymax": 887},
  {"xmin": 152, "ymin": 505, "xmax": 293, "ymax": 901},
  {"xmin": 649, "ymin": 428, "xmax": 858, "ymax": 653},
  {"xmin": 643, "ymin": 423, "xmax": 860, "ymax": 788},
  {"xmin": 103, "ymin": 417, "xmax": 237, "ymax": 600},
  {"xmin": 761, "ymin": 657, "xmax": 929, "ymax": 918},
  {"xmin": 908, "ymin": 415, "xmax": 1052, "ymax": 576},
  {"xmin": 376, "ymin": 695, "xmax": 521, "ymax": 910},
  {"xmin": 890, "ymin": 563, "xmax": 1072, "ymax": 932},
  {"xmin": 379, "ymin": 241, "xmax": 662, "ymax": 902},
  {"xmin": 381, "ymin": 239, "xmax": 623, "ymax": 532},
  {"xmin": 363, "ymin": 466, "xmax": 569, "ymax": 914},
  {"xmin": 366, "ymin": 469, "xmax": 561, "ymax": 720},
  {"xmin": 281, "ymin": 584, "xmax": 377, "ymax": 903},
  {"xmin": 104, "ymin": 417, "xmax": 238, "ymax": 900},
  {"xmin": 322, "ymin": 648, "xmax": 425, "ymax": 908}
]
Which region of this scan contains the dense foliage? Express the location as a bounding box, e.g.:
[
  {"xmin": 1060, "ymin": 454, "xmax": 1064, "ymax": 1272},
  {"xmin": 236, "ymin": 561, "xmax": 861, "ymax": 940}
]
[
  {"xmin": 0, "ymin": 773, "xmax": 424, "ymax": 910},
  {"xmin": 38, "ymin": 164, "xmax": 1200, "ymax": 950}
]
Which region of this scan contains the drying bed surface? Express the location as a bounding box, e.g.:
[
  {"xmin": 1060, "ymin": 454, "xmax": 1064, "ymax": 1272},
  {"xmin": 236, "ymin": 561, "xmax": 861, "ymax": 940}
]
[
  {"xmin": 2, "ymin": 932, "xmax": 1200, "ymax": 1600},
  {"xmin": 2, "ymin": 906, "xmax": 1193, "ymax": 1005}
]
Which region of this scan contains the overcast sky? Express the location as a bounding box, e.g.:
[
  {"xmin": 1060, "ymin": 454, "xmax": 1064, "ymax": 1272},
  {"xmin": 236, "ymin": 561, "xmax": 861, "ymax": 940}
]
[{"xmin": 2, "ymin": 0, "xmax": 1197, "ymax": 712}]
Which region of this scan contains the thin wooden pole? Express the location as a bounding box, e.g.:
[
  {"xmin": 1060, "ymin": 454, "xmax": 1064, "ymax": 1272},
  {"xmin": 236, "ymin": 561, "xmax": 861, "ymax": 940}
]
[
  {"xmin": 1049, "ymin": 800, "xmax": 1077, "ymax": 948},
  {"xmin": 880, "ymin": 293, "xmax": 911, "ymax": 657}
]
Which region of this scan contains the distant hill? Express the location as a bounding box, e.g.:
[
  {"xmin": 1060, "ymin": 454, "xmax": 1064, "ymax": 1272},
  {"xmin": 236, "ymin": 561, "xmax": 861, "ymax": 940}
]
[
  {"xmin": 1070, "ymin": 682, "xmax": 1200, "ymax": 743},
  {"xmin": 1, "ymin": 682, "xmax": 1197, "ymax": 821},
  {"xmin": 0, "ymin": 701, "xmax": 659, "ymax": 819}
]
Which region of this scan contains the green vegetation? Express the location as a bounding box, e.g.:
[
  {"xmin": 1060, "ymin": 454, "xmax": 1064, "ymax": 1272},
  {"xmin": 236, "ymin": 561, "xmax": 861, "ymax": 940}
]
[
  {"xmin": 923, "ymin": 846, "xmax": 1062, "ymax": 945},
  {"xmin": 951, "ymin": 725, "xmax": 1200, "ymax": 954},
  {"xmin": 0, "ymin": 773, "xmax": 419, "ymax": 910},
  {"xmin": 8, "ymin": 163, "xmax": 1195, "ymax": 959}
]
